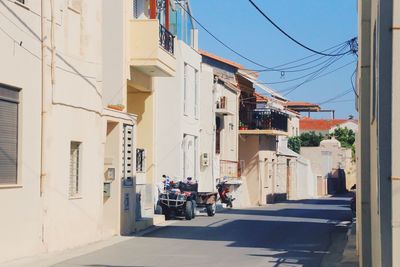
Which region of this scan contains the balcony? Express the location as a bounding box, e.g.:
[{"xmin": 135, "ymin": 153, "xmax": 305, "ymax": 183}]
[
  {"xmin": 216, "ymin": 96, "xmax": 234, "ymax": 116},
  {"xmin": 130, "ymin": 19, "xmax": 176, "ymax": 77},
  {"xmin": 220, "ymin": 160, "xmax": 241, "ymax": 179},
  {"xmin": 239, "ymin": 109, "xmax": 289, "ymax": 136}
]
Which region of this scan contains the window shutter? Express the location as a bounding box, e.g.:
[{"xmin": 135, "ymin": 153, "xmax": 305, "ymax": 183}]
[{"xmin": 0, "ymin": 85, "xmax": 19, "ymax": 185}]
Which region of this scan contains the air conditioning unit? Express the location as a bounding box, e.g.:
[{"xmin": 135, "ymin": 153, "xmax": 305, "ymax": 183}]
[{"xmin": 201, "ymin": 153, "xmax": 209, "ymax": 167}]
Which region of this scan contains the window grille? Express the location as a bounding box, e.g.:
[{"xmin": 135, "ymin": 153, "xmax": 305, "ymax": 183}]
[
  {"xmin": 123, "ymin": 125, "xmax": 134, "ymax": 178},
  {"xmin": 136, "ymin": 148, "xmax": 145, "ymax": 172},
  {"xmin": 69, "ymin": 142, "xmax": 81, "ymax": 197}
]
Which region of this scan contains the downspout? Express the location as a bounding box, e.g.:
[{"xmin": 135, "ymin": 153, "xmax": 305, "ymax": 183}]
[
  {"xmin": 40, "ymin": 0, "xmax": 55, "ymax": 249},
  {"xmin": 212, "ymin": 76, "xmax": 217, "ymax": 191},
  {"xmin": 40, "ymin": 0, "xmax": 49, "ymax": 249}
]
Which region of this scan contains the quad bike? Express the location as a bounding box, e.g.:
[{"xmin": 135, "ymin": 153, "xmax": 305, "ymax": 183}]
[
  {"xmin": 156, "ymin": 176, "xmax": 218, "ymax": 220},
  {"xmin": 217, "ymin": 181, "xmax": 235, "ymax": 208}
]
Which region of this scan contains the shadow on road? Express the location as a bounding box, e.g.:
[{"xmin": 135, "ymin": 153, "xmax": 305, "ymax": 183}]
[{"xmin": 141, "ymin": 196, "xmax": 353, "ymax": 266}]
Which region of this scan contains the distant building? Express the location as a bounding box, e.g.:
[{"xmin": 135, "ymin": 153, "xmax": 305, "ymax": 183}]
[{"xmin": 300, "ymin": 118, "xmax": 358, "ymax": 136}]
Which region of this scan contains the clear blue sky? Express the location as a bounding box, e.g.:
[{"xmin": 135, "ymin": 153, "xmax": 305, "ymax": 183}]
[{"xmin": 190, "ymin": 0, "xmax": 358, "ymax": 119}]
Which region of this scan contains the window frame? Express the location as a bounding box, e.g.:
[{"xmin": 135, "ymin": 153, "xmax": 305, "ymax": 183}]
[
  {"xmin": 194, "ymin": 68, "xmax": 199, "ymax": 119},
  {"xmin": 69, "ymin": 141, "xmax": 82, "ymax": 199},
  {"xmin": 183, "ymin": 63, "xmax": 188, "ymax": 115},
  {"xmin": 0, "ymin": 84, "xmax": 21, "ymax": 188}
]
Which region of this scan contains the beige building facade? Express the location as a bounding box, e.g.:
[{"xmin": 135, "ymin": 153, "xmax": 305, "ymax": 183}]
[
  {"xmin": 0, "ymin": 0, "xmax": 168, "ymax": 262},
  {"xmin": 357, "ymin": 0, "xmax": 400, "ymax": 266}
]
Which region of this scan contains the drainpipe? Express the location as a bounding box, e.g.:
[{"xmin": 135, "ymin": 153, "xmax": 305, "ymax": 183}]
[
  {"xmin": 40, "ymin": 0, "xmax": 49, "ymax": 249},
  {"xmin": 212, "ymin": 76, "xmax": 217, "ymax": 191}
]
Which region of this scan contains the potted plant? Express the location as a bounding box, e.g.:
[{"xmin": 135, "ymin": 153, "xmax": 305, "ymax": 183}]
[
  {"xmin": 239, "ymin": 121, "xmax": 248, "ymax": 130},
  {"xmin": 107, "ymin": 104, "xmax": 125, "ymax": 111}
]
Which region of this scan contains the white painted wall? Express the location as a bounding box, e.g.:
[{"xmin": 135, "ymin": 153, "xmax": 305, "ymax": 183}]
[
  {"xmin": 216, "ymin": 83, "xmax": 239, "ymax": 162},
  {"xmin": 42, "ymin": 0, "xmax": 106, "ymax": 253},
  {"xmin": 154, "ymin": 41, "xmax": 202, "ymax": 188},
  {"xmin": 199, "ymin": 64, "xmax": 214, "ymax": 192},
  {"xmin": 0, "ymin": 0, "xmax": 42, "ymax": 262}
]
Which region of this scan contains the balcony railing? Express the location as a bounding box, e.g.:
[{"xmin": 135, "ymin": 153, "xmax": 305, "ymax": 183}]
[
  {"xmin": 240, "ymin": 109, "xmax": 288, "ymax": 132},
  {"xmin": 220, "ymin": 160, "xmax": 241, "ymax": 179},
  {"xmin": 159, "ymin": 24, "xmax": 174, "ymax": 55}
]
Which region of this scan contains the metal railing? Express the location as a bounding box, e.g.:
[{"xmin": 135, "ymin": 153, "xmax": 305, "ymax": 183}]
[
  {"xmin": 159, "ymin": 24, "xmax": 174, "ymax": 55},
  {"xmin": 239, "ymin": 109, "xmax": 288, "ymax": 132},
  {"xmin": 220, "ymin": 160, "xmax": 241, "ymax": 179}
]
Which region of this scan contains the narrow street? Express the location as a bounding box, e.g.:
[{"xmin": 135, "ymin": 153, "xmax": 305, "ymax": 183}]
[{"xmin": 55, "ymin": 196, "xmax": 353, "ymax": 267}]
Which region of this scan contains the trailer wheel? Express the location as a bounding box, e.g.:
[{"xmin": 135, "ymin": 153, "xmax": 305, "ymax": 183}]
[
  {"xmin": 185, "ymin": 201, "xmax": 193, "ymax": 220},
  {"xmin": 191, "ymin": 200, "xmax": 197, "ymax": 219},
  {"xmin": 206, "ymin": 203, "xmax": 216, "ymax": 216}
]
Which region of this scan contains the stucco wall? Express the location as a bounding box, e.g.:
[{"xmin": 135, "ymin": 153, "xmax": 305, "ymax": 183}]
[
  {"xmin": 199, "ymin": 64, "xmax": 214, "ymax": 192},
  {"xmin": 239, "ymin": 135, "xmax": 260, "ymax": 206},
  {"xmin": 42, "ymin": 0, "xmax": 105, "ymax": 254},
  {"xmin": 0, "ymin": 0, "xmax": 43, "ymax": 262},
  {"xmin": 216, "ymin": 84, "xmax": 239, "ymax": 162},
  {"xmin": 154, "ymin": 41, "xmax": 202, "ymax": 186}
]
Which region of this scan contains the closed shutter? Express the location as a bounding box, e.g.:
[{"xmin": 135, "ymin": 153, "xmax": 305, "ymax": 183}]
[{"xmin": 0, "ymin": 86, "xmax": 19, "ymax": 185}]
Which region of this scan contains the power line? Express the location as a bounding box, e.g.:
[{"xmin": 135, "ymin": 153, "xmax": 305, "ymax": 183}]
[
  {"xmin": 248, "ymin": 0, "xmax": 357, "ymax": 57},
  {"xmin": 261, "ymin": 49, "xmax": 348, "ymax": 85},
  {"xmin": 176, "ymin": 1, "xmax": 276, "ymax": 70},
  {"xmin": 318, "ymin": 89, "xmax": 353, "ymax": 105},
  {"xmin": 282, "ymin": 54, "xmax": 346, "ymax": 96},
  {"xmin": 277, "ymin": 57, "xmax": 355, "ymax": 95},
  {"xmin": 242, "ymin": 41, "xmax": 349, "ymax": 73}
]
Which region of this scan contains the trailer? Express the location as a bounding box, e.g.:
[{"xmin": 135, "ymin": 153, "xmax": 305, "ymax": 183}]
[
  {"xmin": 157, "ymin": 181, "xmax": 218, "ymax": 220},
  {"xmin": 196, "ymin": 192, "xmax": 218, "ymax": 216}
]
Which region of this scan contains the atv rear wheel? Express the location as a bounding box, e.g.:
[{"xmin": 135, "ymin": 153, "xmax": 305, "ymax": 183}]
[
  {"xmin": 191, "ymin": 200, "xmax": 197, "ymax": 219},
  {"xmin": 185, "ymin": 201, "xmax": 193, "ymax": 220}
]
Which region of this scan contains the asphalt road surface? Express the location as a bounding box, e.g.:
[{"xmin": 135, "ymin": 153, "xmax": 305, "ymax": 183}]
[{"xmin": 55, "ymin": 196, "xmax": 353, "ymax": 267}]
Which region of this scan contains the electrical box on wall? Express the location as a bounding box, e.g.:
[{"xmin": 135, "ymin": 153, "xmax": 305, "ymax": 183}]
[
  {"xmin": 104, "ymin": 182, "xmax": 111, "ymax": 197},
  {"xmin": 201, "ymin": 153, "xmax": 209, "ymax": 167}
]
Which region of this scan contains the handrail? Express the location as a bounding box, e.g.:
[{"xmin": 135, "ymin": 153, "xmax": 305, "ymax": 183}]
[{"xmin": 159, "ymin": 23, "xmax": 174, "ymax": 55}]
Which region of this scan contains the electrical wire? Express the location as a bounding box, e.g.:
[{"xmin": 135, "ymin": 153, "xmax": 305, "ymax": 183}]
[
  {"xmin": 176, "ymin": 1, "xmax": 280, "ymax": 70},
  {"xmin": 282, "ymin": 54, "xmax": 346, "ymax": 96},
  {"xmin": 261, "ymin": 49, "xmax": 348, "ymax": 85},
  {"xmin": 248, "ymin": 0, "xmax": 356, "ymax": 57},
  {"xmin": 242, "ymin": 42, "xmax": 349, "ymax": 73},
  {"xmin": 318, "ymin": 89, "xmax": 353, "ymax": 105},
  {"xmin": 247, "ymin": 44, "xmax": 349, "ymax": 76}
]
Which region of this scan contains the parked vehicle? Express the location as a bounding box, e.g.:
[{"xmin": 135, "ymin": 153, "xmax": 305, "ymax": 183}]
[
  {"xmin": 217, "ymin": 181, "xmax": 235, "ymax": 208},
  {"xmin": 156, "ymin": 176, "xmax": 218, "ymax": 220}
]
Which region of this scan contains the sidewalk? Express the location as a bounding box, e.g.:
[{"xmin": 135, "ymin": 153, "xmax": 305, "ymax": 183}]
[
  {"xmin": 0, "ymin": 220, "xmax": 175, "ymax": 267},
  {"xmin": 321, "ymin": 219, "xmax": 359, "ymax": 267}
]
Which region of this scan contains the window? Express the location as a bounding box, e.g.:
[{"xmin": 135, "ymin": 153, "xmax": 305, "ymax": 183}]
[
  {"xmin": 0, "ymin": 85, "xmax": 20, "ymax": 185},
  {"xmin": 136, "ymin": 148, "xmax": 145, "ymax": 172},
  {"xmin": 16, "ymin": 0, "xmax": 25, "ymax": 4},
  {"xmin": 183, "ymin": 63, "xmax": 198, "ymax": 118},
  {"xmin": 194, "ymin": 69, "xmax": 199, "ymax": 118},
  {"xmin": 184, "ymin": 63, "xmax": 188, "ymax": 115},
  {"xmin": 69, "ymin": 142, "xmax": 82, "ymax": 197}
]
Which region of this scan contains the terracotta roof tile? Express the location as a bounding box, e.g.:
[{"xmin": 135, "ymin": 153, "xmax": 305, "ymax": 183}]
[
  {"xmin": 199, "ymin": 50, "xmax": 244, "ymax": 69},
  {"xmin": 253, "ymin": 92, "xmax": 268, "ymax": 102},
  {"xmin": 300, "ymin": 118, "xmax": 356, "ymax": 131}
]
